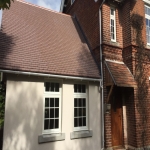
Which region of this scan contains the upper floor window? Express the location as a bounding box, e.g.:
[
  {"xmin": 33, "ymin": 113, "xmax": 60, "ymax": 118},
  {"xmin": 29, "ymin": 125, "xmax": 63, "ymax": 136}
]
[
  {"xmin": 71, "ymin": 0, "xmax": 75, "ymax": 4},
  {"xmin": 74, "ymin": 84, "xmax": 88, "ymax": 131},
  {"xmin": 110, "ymin": 8, "xmax": 116, "ymax": 42},
  {"xmin": 145, "ymin": 5, "xmax": 150, "ymax": 45},
  {"xmin": 43, "ymin": 82, "xmax": 61, "ymax": 134}
]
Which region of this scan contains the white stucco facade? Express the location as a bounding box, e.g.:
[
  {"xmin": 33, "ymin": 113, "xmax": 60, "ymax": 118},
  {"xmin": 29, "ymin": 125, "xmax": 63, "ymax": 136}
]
[{"xmin": 3, "ymin": 74, "xmax": 101, "ymax": 150}]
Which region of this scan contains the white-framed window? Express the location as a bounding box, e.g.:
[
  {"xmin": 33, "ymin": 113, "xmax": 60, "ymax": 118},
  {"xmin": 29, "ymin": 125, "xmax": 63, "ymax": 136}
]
[
  {"xmin": 43, "ymin": 82, "xmax": 61, "ymax": 134},
  {"xmin": 74, "ymin": 84, "xmax": 88, "ymax": 131},
  {"xmin": 145, "ymin": 5, "xmax": 150, "ymax": 45},
  {"xmin": 110, "ymin": 7, "xmax": 116, "ymax": 42}
]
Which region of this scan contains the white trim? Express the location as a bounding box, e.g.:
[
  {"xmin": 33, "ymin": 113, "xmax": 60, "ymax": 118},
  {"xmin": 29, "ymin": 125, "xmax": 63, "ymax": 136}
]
[
  {"xmin": 0, "ymin": 69, "xmax": 101, "ymax": 82},
  {"xmin": 73, "ymin": 83, "xmax": 89, "ymax": 131},
  {"xmin": 110, "ymin": 7, "xmax": 116, "ymax": 42},
  {"xmin": 143, "ymin": 0, "xmax": 150, "ymax": 5},
  {"xmin": 43, "ymin": 81, "xmax": 62, "ymax": 134}
]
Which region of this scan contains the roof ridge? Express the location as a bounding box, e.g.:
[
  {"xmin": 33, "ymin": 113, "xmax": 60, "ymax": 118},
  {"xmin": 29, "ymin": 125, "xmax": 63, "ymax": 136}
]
[{"xmin": 16, "ymin": 0, "xmax": 72, "ymax": 18}]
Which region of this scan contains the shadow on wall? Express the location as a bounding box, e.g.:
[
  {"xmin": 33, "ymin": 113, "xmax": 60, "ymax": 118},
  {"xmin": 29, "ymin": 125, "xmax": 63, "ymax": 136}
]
[
  {"xmin": 0, "ymin": 28, "xmax": 19, "ymax": 150},
  {"xmin": 3, "ymin": 79, "xmax": 47, "ymax": 150}
]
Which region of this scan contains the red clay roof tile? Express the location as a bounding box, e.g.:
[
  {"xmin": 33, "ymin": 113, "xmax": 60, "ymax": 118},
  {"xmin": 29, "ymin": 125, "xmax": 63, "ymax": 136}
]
[
  {"xmin": 105, "ymin": 60, "xmax": 136, "ymax": 87},
  {"xmin": 0, "ymin": 0, "xmax": 100, "ymax": 79}
]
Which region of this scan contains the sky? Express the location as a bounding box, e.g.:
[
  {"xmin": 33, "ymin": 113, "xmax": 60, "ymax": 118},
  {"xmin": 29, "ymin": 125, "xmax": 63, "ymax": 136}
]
[
  {"xmin": 25, "ymin": 0, "xmax": 62, "ymax": 12},
  {"xmin": 0, "ymin": 0, "xmax": 62, "ymax": 26}
]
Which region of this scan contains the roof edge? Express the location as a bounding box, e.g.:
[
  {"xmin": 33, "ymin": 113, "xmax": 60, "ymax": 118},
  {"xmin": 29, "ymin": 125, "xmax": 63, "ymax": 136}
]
[
  {"xmin": 0, "ymin": 69, "xmax": 101, "ymax": 82},
  {"xmin": 16, "ymin": 0, "xmax": 72, "ymax": 18}
]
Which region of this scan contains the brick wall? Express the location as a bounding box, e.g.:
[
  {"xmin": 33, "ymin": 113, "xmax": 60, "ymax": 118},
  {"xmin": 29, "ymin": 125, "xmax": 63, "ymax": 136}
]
[{"xmin": 63, "ymin": 0, "xmax": 150, "ymax": 149}]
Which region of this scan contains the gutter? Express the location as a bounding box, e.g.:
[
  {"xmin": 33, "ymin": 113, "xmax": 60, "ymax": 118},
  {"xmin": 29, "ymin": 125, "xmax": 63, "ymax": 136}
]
[
  {"xmin": 99, "ymin": 0, "xmax": 106, "ymax": 150},
  {"xmin": 0, "ymin": 69, "xmax": 100, "ymax": 82}
]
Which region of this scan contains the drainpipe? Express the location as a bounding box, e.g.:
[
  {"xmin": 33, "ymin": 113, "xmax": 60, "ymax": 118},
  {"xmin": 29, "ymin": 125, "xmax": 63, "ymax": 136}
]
[{"xmin": 99, "ymin": 0, "xmax": 105, "ymax": 150}]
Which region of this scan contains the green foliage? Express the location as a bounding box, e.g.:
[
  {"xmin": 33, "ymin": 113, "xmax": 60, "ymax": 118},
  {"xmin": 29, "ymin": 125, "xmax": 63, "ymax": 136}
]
[
  {"xmin": 0, "ymin": 78, "xmax": 5, "ymax": 128},
  {"xmin": 0, "ymin": 0, "xmax": 14, "ymax": 10}
]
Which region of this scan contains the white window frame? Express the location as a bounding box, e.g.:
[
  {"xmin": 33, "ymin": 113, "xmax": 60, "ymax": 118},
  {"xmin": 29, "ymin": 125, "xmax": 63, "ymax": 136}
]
[
  {"xmin": 145, "ymin": 5, "xmax": 150, "ymax": 45},
  {"xmin": 43, "ymin": 80, "xmax": 62, "ymax": 134},
  {"xmin": 73, "ymin": 83, "xmax": 89, "ymax": 131},
  {"xmin": 110, "ymin": 7, "xmax": 116, "ymax": 42}
]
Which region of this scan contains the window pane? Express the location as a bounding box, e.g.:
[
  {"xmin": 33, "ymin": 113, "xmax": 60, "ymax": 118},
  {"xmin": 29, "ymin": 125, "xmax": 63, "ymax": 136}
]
[
  {"xmin": 45, "ymin": 109, "xmax": 49, "ymax": 118},
  {"xmin": 79, "ymin": 108, "xmax": 82, "ymax": 116},
  {"xmin": 111, "ymin": 9, "xmax": 114, "ymax": 15},
  {"xmin": 82, "ymin": 85, "xmax": 86, "ymax": 93},
  {"xmin": 83, "ymin": 117, "xmax": 86, "ymax": 126},
  {"xmin": 78, "ymin": 84, "xmax": 81, "ymax": 93},
  {"xmin": 45, "ymin": 82, "xmax": 50, "ymax": 91},
  {"xmin": 113, "ymin": 33, "xmax": 114, "ymax": 40},
  {"xmin": 145, "ymin": 6, "xmax": 147, "ymax": 14},
  {"xmin": 83, "ymin": 98, "xmax": 86, "ymax": 107},
  {"xmin": 149, "ymin": 20, "xmax": 150, "ymax": 27},
  {"xmin": 79, "ymin": 99, "xmax": 82, "ymax": 107},
  {"xmin": 74, "ymin": 118, "xmax": 78, "ymax": 127},
  {"xmin": 55, "ymin": 98, "xmax": 59, "ymax": 107},
  {"xmin": 44, "ymin": 119, "xmax": 49, "ymax": 130},
  {"xmin": 55, "ymin": 119, "xmax": 59, "ymax": 128},
  {"xmin": 74, "ymin": 108, "xmax": 78, "ymax": 117},
  {"xmin": 74, "ymin": 84, "xmax": 77, "ymax": 92},
  {"xmin": 50, "ymin": 119, "xmax": 54, "ymax": 129},
  {"xmin": 112, "ymin": 20, "xmax": 114, "ymax": 26},
  {"xmin": 50, "ymin": 108, "xmax": 54, "ymax": 118},
  {"xmin": 79, "ymin": 118, "xmax": 82, "ymax": 126},
  {"xmin": 146, "ymin": 19, "xmax": 148, "ymax": 26},
  {"xmin": 148, "ymin": 8, "xmax": 150, "ymax": 15},
  {"xmin": 147, "ymin": 27, "xmax": 149, "ymax": 35},
  {"xmin": 50, "ymin": 98, "xmax": 54, "ymax": 107},
  {"xmin": 74, "ymin": 98, "xmax": 78, "ymax": 107},
  {"xmin": 50, "ymin": 83, "xmax": 54, "ymax": 91},
  {"xmin": 83, "ymin": 108, "xmax": 86, "ymax": 116},
  {"xmin": 55, "ymin": 108, "xmax": 59, "ymax": 118},
  {"xmin": 45, "ymin": 98, "xmax": 49, "ymax": 107},
  {"xmin": 55, "ymin": 83, "xmax": 59, "ymax": 92}
]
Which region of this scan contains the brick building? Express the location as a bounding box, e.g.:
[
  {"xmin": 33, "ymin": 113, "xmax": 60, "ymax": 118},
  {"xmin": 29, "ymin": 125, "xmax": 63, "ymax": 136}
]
[{"xmin": 61, "ymin": 0, "xmax": 150, "ymax": 149}]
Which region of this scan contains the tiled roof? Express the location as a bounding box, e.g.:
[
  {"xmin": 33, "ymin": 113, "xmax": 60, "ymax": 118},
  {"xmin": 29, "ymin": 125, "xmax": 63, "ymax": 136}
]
[
  {"xmin": 0, "ymin": 0, "xmax": 100, "ymax": 79},
  {"xmin": 105, "ymin": 60, "xmax": 136, "ymax": 87}
]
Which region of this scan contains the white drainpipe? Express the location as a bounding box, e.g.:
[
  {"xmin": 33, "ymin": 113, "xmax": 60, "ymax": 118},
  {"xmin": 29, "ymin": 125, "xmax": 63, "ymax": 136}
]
[{"xmin": 99, "ymin": 0, "xmax": 106, "ymax": 150}]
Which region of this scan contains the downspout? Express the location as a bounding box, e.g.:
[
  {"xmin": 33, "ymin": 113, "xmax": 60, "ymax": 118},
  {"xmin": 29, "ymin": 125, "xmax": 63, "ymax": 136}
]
[{"xmin": 99, "ymin": 0, "xmax": 105, "ymax": 150}]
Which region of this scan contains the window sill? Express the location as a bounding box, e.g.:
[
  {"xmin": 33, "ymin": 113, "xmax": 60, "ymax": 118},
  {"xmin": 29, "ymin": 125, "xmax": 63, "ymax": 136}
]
[
  {"xmin": 70, "ymin": 130, "xmax": 93, "ymax": 140},
  {"xmin": 38, "ymin": 133, "xmax": 65, "ymax": 144},
  {"xmin": 110, "ymin": 41, "xmax": 120, "ymax": 46}
]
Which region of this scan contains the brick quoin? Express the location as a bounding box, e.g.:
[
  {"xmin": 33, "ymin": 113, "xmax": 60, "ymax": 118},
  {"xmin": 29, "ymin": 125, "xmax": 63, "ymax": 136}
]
[{"xmin": 62, "ymin": 0, "xmax": 150, "ymax": 149}]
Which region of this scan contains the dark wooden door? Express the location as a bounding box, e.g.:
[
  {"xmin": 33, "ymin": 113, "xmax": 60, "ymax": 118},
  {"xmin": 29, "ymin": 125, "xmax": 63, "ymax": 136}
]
[{"xmin": 111, "ymin": 88, "xmax": 123, "ymax": 146}]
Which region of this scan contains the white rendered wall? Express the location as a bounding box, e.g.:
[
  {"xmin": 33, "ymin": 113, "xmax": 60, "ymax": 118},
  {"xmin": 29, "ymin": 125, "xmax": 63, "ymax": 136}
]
[{"xmin": 3, "ymin": 75, "xmax": 101, "ymax": 150}]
